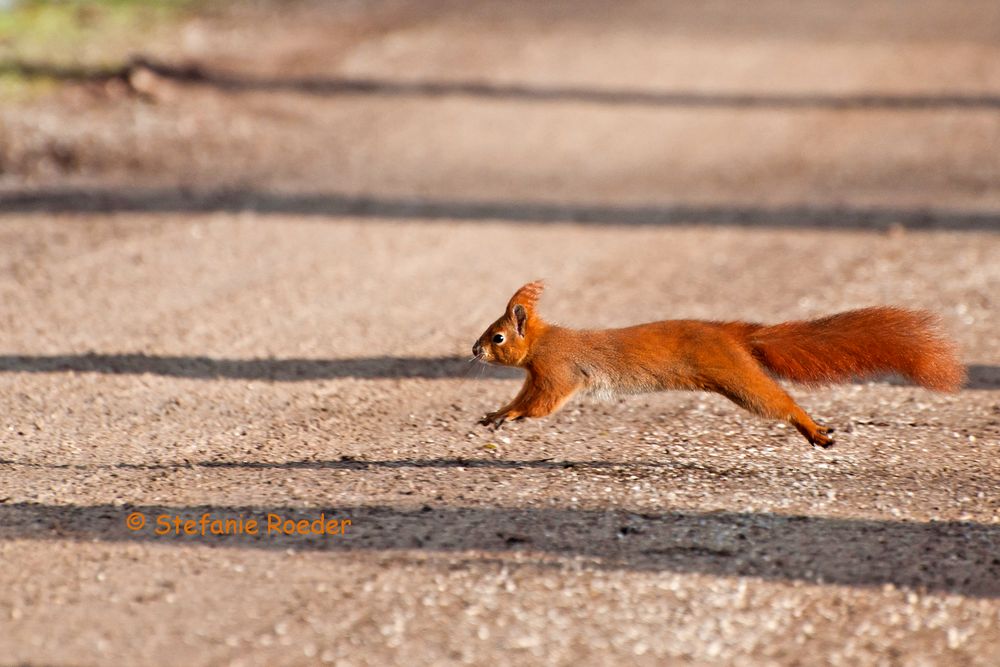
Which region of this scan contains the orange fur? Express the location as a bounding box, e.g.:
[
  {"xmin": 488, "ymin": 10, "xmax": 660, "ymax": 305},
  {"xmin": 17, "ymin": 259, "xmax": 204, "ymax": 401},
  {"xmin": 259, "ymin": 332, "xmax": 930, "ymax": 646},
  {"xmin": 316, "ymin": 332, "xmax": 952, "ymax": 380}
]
[{"xmin": 473, "ymin": 282, "xmax": 965, "ymax": 448}]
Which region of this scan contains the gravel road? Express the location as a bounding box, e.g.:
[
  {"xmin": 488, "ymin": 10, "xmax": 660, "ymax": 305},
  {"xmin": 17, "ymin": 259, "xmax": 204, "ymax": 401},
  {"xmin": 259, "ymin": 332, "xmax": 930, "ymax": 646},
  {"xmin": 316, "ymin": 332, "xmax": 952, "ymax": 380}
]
[{"xmin": 1, "ymin": 1, "xmax": 998, "ymax": 665}]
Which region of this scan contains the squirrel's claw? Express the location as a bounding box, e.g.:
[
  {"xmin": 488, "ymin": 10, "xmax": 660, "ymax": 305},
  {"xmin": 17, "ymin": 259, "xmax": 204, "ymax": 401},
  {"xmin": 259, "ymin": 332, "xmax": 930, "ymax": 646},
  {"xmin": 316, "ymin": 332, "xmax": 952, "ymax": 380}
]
[
  {"xmin": 479, "ymin": 411, "xmax": 508, "ymax": 430},
  {"xmin": 809, "ymin": 424, "xmax": 836, "ymax": 449}
]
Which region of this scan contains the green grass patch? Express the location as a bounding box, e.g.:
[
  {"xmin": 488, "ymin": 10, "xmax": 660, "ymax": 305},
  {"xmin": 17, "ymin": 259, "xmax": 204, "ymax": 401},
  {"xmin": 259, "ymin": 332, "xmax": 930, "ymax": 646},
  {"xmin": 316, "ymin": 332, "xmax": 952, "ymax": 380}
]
[{"xmin": 0, "ymin": 0, "xmax": 198, "ymax": 98}]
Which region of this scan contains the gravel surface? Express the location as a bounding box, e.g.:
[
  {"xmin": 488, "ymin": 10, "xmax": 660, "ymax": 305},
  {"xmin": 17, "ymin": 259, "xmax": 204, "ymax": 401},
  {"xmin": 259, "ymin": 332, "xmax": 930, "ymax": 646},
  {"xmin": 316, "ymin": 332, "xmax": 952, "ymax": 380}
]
[{"xmin": 1, "ymin": 1, "xmax": 998, "ymax": 665}]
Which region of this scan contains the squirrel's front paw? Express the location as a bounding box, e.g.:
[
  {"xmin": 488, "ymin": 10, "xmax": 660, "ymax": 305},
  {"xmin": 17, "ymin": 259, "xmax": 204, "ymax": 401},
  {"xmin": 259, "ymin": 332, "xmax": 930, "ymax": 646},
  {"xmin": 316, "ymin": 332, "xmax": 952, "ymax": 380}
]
[
  {"xmin": 478, "ymin": 411, "xmax": 508, "ymax": 429},
  {"xmin": 809, "ymin": 424, "xmax": 836, "ymax": 449}
]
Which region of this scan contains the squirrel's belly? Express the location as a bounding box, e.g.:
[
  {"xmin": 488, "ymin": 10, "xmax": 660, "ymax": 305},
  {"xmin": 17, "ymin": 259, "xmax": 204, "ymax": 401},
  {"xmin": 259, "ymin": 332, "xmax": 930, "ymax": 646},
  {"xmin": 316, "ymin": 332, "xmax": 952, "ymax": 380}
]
[
  {"xmin": 580, "ymin": 365, "xmax": 658, "ymax": 401},
  {"xmin": 583, "ymin": 381, "xmax": 618, "ymax": 402}
]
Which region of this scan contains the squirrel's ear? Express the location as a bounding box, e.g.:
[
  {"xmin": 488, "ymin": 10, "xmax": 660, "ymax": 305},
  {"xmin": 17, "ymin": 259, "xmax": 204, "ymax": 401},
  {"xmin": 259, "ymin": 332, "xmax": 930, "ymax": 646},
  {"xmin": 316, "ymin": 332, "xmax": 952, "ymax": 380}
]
[
  {"xmin": 512, "ymin": 304, "xmax": 527, "ymax": 337},
  {"xmin": 505, "ymin": 280, "xmax": 545, "ymax": 315}
]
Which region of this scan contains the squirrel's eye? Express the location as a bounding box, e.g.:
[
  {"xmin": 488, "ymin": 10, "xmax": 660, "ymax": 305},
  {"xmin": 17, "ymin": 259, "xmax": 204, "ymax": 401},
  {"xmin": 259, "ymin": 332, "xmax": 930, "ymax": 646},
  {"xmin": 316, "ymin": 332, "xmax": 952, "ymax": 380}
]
[{"xmin": 492, "ymin": 333, "xmax": 505, "ymax": 345}]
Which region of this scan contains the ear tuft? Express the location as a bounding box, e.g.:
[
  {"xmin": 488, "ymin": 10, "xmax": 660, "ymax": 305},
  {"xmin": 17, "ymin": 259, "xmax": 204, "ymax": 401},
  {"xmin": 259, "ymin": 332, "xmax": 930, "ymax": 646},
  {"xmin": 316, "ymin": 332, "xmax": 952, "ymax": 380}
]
[
  {"xmin": 513, "ymin": 304, "xmax": 527, "ymax": 336},
  {"xmin": 506, "ymin": 280, "xmax": 545, "ymax": 314}
]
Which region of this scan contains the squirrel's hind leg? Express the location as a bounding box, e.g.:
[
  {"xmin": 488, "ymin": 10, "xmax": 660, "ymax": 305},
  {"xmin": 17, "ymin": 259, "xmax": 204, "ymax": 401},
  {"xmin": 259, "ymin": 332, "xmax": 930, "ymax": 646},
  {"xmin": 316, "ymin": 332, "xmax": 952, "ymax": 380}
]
[{"xmin": 704, "ymin": 355, "xmax": 836, "ymax": 448}]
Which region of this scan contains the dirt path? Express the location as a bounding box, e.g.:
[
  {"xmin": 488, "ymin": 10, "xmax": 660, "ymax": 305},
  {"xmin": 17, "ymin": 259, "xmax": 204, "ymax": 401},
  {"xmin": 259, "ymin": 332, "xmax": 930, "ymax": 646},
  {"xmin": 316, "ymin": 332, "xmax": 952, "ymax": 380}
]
[{"xmin": 1, "ymin": 2, "xmax": 998, "ymax": 665}]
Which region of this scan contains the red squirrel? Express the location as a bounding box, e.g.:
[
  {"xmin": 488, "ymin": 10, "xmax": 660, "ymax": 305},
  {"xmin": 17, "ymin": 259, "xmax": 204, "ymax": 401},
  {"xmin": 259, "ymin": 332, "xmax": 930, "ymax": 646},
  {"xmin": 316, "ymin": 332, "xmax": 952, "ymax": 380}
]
[{"xmin": 472, "ymin": 281, "xmax": 964, "ymax": 447}]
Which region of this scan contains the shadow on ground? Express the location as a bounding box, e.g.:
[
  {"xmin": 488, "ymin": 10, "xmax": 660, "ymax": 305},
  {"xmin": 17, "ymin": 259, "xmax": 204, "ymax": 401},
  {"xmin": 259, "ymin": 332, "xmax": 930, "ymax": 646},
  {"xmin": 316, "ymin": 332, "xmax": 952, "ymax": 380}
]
[
  {"xmin": 0, "ymin": 353, "xmax": 515, "ymax": 380},
  {"xmin": 0, "ymin": 457, "xmax": 712, "ymax": 472},
  {"xmin": 0, "ymin": 501, "xmax": 997, "ymax": 598},
  {"xmin": 6, "ymin": 57, "xmax": 1000, "ymax": 111},
  {"xmin": 0, "ymin": 354, "xmax": 995, "ymax": 388},
  {"xmin": 3, "ymin": 187, "xmax": 1000, "ymax": 231}
]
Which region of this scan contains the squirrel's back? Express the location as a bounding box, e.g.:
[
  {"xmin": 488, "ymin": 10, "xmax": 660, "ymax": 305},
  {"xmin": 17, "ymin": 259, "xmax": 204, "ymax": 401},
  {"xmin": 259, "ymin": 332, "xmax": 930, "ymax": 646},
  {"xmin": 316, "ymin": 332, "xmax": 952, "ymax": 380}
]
[{"xmin": 530, "ymin": 308, "xmax": 964, "ymax": 394}]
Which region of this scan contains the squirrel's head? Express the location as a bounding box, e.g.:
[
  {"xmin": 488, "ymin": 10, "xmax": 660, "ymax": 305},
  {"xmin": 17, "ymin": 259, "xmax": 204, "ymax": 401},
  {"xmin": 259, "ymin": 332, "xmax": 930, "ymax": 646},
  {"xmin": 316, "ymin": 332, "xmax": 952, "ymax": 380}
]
[{"xmin": 473, "ymin": 280, "xmax": 545, "ymax": 367}]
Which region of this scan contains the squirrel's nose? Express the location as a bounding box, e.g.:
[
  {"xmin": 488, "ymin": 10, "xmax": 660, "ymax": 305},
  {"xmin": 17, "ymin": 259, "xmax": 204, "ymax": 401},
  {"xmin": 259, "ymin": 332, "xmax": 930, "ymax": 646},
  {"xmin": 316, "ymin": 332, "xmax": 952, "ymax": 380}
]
[{"xmin": 472, "ymin": 342, "xmax": 482, "ymax": 357}]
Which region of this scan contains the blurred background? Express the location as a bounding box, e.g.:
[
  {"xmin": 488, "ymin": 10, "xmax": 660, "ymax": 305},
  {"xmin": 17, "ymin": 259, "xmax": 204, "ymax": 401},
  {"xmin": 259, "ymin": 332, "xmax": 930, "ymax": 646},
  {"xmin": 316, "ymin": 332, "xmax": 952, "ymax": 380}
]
[
  {"xmin": 1, "ymin": 4, "xmax": 999, "ymax": 665},
  {"xmin": 2, "ymin": 0, "xmax": 999, "ymax": 224}
]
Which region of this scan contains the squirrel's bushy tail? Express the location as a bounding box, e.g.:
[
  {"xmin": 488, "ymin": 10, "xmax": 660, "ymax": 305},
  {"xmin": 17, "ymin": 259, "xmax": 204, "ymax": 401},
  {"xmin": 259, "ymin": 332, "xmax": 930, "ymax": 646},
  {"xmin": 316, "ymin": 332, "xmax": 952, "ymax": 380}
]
[{"xmin": 733, "ymin": 307, "xmax": 965, "ymax": 391}]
